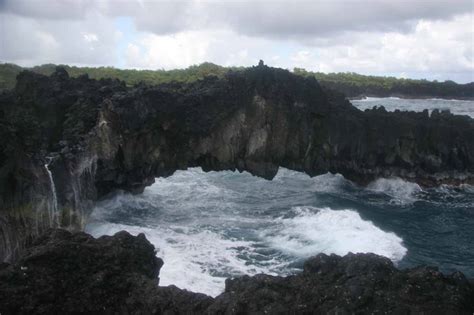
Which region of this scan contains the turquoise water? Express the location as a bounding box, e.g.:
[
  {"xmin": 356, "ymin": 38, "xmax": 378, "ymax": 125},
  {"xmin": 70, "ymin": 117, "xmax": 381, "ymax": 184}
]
[{"xmin": 86, "ymin": 98, "xmax": 474, "ymax": 297}]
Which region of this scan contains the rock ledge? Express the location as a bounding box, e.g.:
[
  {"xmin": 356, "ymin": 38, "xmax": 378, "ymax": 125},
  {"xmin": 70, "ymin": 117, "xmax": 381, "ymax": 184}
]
[{"xmin": 0, "ymin": 230, "xmax": 472, "ymax": 314}]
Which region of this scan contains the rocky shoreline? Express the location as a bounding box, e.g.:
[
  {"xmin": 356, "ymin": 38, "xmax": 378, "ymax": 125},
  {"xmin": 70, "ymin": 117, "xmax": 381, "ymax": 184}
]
[
  {"xmin": 347, "ymin": 94, "xmax": 474, "ymax": 101},
  {"xmin": 1, "ymin": 64, "xmax": 473, "ymax": 262},
  {"xmin": 0, "ymin": 229, "xmax": 472, "ymax": 314}
]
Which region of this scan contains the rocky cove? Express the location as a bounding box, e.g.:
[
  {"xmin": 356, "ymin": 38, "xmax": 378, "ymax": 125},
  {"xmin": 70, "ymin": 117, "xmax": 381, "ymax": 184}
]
[
  {"xmin": 0, "ymin": 65, "xmax": 473, "ymax": 313},
  {"xmin": 0, "ymin": 229, "xmax": 473, "ymax": 314}
]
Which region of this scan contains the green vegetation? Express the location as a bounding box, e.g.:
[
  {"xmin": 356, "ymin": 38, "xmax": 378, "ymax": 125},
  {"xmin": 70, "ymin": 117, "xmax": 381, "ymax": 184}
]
[
  {"xmin": 0, "ymin": 62, "xmax": 472, "ymax": 99},
  {"xmin": 0, "ymin": 62, "xmax": 239, "ymax": 90},
  {"xmin": 294, "ymin": 68, "xmax": 473, "ymax": 99},
  {"xmin": 0, "ymin": 63, "xmax": 23, "ymax": 90}
]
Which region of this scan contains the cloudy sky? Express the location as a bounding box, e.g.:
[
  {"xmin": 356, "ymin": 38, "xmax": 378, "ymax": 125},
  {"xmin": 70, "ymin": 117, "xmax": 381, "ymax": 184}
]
[{"xmin": 1, "ymin": 0, "xmax": 473, "ymax": 82}]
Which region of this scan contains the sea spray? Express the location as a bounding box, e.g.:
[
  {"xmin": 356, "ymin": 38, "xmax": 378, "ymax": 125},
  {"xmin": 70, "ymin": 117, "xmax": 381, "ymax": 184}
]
[
  {"xmin": 86, "ymin": 168, "xmax": 412, "ymax": 296},
  {"xmin": 367, "ymin": 177, "xmax": 422, "ymax": 205},
  {"xmin": 86, "ymin": 167, "xmax": 474, "ymax": 296},
  {"xmin": 262, "ymin": 206, "xmax": 407, "ymax": 262}
]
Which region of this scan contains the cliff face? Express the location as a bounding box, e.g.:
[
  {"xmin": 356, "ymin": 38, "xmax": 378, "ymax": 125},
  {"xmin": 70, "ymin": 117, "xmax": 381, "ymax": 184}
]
[
  {"xmin": 0, "ymin": 69, "xmax": 127, "ymax": 260},
  {"xmin": 1, "ymin": 229, "xmax": 472, "ymax": 314},
  {"xmin": 0, "ymin": 65, "xmax": 473, "ymax": 261}
]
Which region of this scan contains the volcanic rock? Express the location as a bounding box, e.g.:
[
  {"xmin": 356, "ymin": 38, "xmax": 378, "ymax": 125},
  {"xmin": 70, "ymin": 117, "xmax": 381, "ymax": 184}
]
[
  {"xmin": 0, "ymin": 65, "xmax": 473, "ymax": 260},
  {"xmin": 0, "ymin": 230, "xmax": 472, "ymax": 314}
]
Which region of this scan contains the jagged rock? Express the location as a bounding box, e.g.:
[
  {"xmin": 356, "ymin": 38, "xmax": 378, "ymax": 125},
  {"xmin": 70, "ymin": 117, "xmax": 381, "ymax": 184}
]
[
  {"xmin": 210, "ymin": 253, "xmax": 474, "ymax": 314},
  {"xmin": 0, "ymin": 229, "xmax": 164, "ymax": 313},
  {"xmin": 0, "ymin": 65, "xmax": 473, "ymax": 260},
  {"xmin": 0, "ymin": 229, "xmax": 213, "ymax": 314},
  {"xmin": 0, "ymin": 230, "xmax": 472, "ymax": 314}
]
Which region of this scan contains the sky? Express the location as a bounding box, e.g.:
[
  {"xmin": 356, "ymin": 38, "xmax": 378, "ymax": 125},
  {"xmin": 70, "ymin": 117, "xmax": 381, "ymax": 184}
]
[{"xmin": 0, "ymin": 0, "xmax": 473, "ymax": 83}]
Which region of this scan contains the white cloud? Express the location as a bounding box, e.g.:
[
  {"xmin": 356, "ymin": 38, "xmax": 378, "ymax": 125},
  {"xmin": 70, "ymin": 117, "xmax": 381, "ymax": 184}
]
[
  {"xmin": 0, "ymin": 1, "xmax": 473, "ymax": 82},
  {"xmin": 82, "ymin": 32, "xmax": 98, "ymax": 43},
  {"xmin": 119, "ymin": 12, "xmax": 473, "ymax": 82},
  {"xmin": 309, "ymin": 14, "xmax": 474, "ymax": 81},
  {"xmin": 3, "ymin": 0, "xmax": 472, "ymax": 38},
  {"xmin": 125, "ymin": 31, "xmax": 210, "ymax": 69},
  {"xmin": 0, "ymin": 12, "xmax": 118, "ymax": 66},
  {"xmin": 124, "ymin": 30, "xmax": 276, "ymax": 70}
]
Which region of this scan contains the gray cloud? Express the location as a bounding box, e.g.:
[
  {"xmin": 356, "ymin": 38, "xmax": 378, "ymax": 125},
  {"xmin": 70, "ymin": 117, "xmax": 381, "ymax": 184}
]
[
  {"xmin": 2, "ymin": 0, "xmax": 472, "ymax": 38},
  {"xmin": 103, "ymin": 1, "xmax": 196, "ymax": 35},
  {"xmin": 209, "ymin": 0, "xmax": 473, "ymax": 39},
  {"xmin": 0, "ymin": 11, "xmax": 118, "ymax": 66},
  {"xmin": 0, "ymin": 0, "xmax": 472, "ymax": 82},
  {"xmin": 1, "ymin": 0, "xmax": 95, "ymax": 20}
]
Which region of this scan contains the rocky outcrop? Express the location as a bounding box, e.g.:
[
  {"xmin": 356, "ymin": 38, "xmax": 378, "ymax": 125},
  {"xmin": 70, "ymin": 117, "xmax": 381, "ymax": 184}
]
[
  {"xmin": 210, "ymin": 253, "xmax": 474, "ymax": 314},
  {"xmin": 0, "ymin": 69, "xmax": 127, "ymax": 260},
  {"xmin": 0, "ymin": 64, "xmax": 473, "ymax": 261},
  {"xmin": 0, "ymin": 229, "xmax": 213, "ymax": 314},
  {"xmin": 0, "ymin": 230, "xmax": 473, "ymax": 314}
]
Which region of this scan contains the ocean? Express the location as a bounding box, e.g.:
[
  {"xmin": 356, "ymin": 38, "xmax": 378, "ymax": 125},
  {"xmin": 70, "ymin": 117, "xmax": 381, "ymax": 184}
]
[
  {"xmin": 352, "ymin": 96, "xmax": 474, "ymax": 117},
  {"xmin": 86, "ymin": 98, "xmax": 474, "ymax": 297}
]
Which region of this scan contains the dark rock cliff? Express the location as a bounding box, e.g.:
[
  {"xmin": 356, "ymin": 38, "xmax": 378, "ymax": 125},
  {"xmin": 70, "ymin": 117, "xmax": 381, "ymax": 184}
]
[
  {"xmin": 0, "ymin": 230, "xmax": 472, "ymax": 314},
  {"xmin": 0, "ymin": 65, "xmax": 473, "ymax": 261}
]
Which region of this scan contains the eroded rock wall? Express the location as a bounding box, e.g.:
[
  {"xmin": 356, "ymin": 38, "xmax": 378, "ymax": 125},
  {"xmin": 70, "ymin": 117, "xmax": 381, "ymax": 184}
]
[{"xmin": 0, "ymin": 65, "xmax": 473, "ymax": 261}]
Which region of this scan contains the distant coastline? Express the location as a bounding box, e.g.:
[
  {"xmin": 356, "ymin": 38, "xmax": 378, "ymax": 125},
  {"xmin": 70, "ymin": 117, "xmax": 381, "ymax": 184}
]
[
  {"xmin": 1, "ymin": 62, "xmax": 473, "ymax": 100},
  {"xmin": 348, "ymin": 94, "xmax": 474, "ymax": 101}
]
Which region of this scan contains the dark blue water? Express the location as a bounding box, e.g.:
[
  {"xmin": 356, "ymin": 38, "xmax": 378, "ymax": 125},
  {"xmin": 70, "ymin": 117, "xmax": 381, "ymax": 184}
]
[
  {"xmin": 86, "ymin": 98, "xmax": 474, "ymax": 297},
  {"xmin": 86, "ymin": 168, "xmax": 474, "ymax": 296}
]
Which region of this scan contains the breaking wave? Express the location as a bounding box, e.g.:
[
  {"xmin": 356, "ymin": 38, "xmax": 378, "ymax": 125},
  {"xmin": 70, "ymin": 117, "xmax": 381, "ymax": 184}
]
[
  {"xmin": 262, "ymin": 206, "xmax": 407, "ymax": 262},
  {"xmin": 86, "ymin": 166, "xmax": 473, "ymax": 296}
]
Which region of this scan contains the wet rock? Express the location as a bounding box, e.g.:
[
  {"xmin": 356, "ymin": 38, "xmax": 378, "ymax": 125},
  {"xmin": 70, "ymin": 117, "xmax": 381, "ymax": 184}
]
[
  {"xmin": 0, "ymin": 229, "xmax": 164, "ymax": 314},
  {"xmin": 0, "ymin": 230, "xmax": 472, "ymax": 314},
  {"xmin": 210, "ymin": 253, "xmax": 474, "ymax": 314}
]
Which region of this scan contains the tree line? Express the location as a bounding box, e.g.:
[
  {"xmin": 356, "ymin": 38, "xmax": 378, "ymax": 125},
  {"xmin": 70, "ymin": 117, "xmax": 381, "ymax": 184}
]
[{"xmin": 1, "ymin": 62, "xmax": 472, "ymax": 99}]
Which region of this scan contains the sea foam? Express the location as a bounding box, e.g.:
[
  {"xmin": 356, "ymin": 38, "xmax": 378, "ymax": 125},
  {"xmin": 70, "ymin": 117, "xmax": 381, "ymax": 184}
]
[
  {"xmin": 86, "ymin": 221, "xmax": 284, "ymax": 297},
  {"xmin": 263, "ymin": 206, "xmax": 407, "ymax": 262},
  {"xmin": 367, "ymin": 177, "xmax": 422, "ymax": 205},
  {"xmin": 86, "ymin": 168, "xmax": 409, "ymax": 297}
]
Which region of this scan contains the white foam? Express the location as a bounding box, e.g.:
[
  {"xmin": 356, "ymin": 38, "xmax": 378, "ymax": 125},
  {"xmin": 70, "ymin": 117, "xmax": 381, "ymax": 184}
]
[
  {"xmin": 85, "ymin": 168, "xmax": 410, "ymax": 298},
  {"xmin": 273, "ymin": 168, "xmax": 307, "ymax": 181},
  {"xmin": 145, "ymin": 168, "xmax": 229, "ymax": 200},
  {"xmin": 460, "ymin": 184, "xmax": 474, "ymax": 194},
  {"xmin": 356, "ymin": 96, "xmax": 405, "ymax": 102},
  {"xmin": 351, "ymin": 97, "xmax": 474, "ymax": 118},
  {"xmin": 311, "ymin": 172, "xmax": 351, "ymax": 193},
  {"xmin": 262, "ymin": 206, "xmax": 407, "ymax": 262},
  {"xmin": 367, "ymin": 177, "xmax": 422, "ymax": 205},
  {"xmin": 86, "ymin": 222, "xmax": 280, "ymax": 297},
  {"xmin": 425, "ymin": 98, "xmax": 472, "ymax": 102}
]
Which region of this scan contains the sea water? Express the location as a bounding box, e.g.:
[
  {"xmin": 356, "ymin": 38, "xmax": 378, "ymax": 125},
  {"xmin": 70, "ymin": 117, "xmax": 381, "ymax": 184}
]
[
  {"xmin": 86, "ymin": 98, "xmax": 474, "ymax": 297},
  {"xmin": 352, "ymin": 97, "xmax": 474, "ymax": 118}
]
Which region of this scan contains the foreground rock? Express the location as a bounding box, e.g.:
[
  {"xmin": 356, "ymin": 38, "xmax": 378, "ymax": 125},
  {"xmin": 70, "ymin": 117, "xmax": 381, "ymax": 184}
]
[
  {"xmin": 211, "ymin": 254, "xmax": 474, "ymax": 314},
  {"xmin": 0, "ymin": 230, "xmax": 472, "ymax": 314},
  {"xmin": 1, "ymin": 64, "xmax": 473, "ymax": 260},
  {"xmin": 0, "ymin": 229, "xmax": 213, "ymax": 314}
]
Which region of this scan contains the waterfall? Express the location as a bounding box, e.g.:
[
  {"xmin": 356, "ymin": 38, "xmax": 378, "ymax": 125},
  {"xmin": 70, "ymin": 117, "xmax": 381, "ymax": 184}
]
[{"xmin": 44, "ymin": 162, "xmax": 59, "ymax": 226}]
